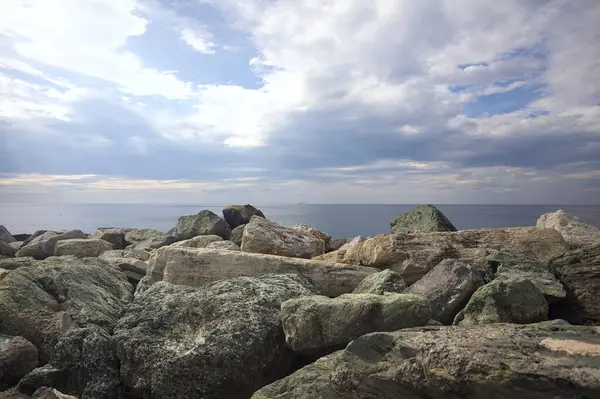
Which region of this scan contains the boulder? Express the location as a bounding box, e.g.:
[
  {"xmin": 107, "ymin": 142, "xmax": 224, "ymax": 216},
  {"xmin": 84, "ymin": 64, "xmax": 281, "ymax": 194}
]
[
  {"xmin": 327, "ymin": 238, "xmax": 350, "ymax": 253},
  {"xmin": 0, "ymin": 226, "xmax": 16, "ymax": 243},
  {"xmin": 88, "ymin": 228, "xmax": 128, "ymax": 250},
  {"xmin": 124, "ymin": 229, "xmax": 166, "ymax": 245},
  {"xmin": 537, "ymin": 209, "xmax": 600, "ymax": 249},
  {"xmin": 31, "ymin": 387, "xmax": 77, "ymax": 399},
  {"xmin": 404, "ymin": 259, "xmax": 487, "ymax": 324},
  {"xmin": 293, "ymin": 224, "xmax": 331, "ymax": 244},
  {"xmin": 98, "ymin": 255, "xmax": 148, "ymax": 285},
  {"xmin": 454, "ymin": 278, "xmax": 549, "ymax": 326},
  {"xmin": 222, "ymin": 204, "xmax": 265, "ymax": 229},
  {"xmin": 0, "ymin": 257, "xmax": 37, "ymax": 271},
  {"xmin": 98, "ymin": 248, "xmax": 150, "ymax": 262},
  {"xmin": 0, "ymin": 335, "xmax": 38, "ymax": 388},
  {"xmin": 0, "ymin": 240, "xmax": 17, "ymax": 257},
  {"xmin": 53, "ymin": 239, "xmax": 113, "ymax": 258},
  {"xmin": 176, "ymin": 210, "xmax": 231, "ymax": 240},
  {"xmin": 21, "ymin": 231, "xmax": 52, "ymax": 247},
  {"xmin": 8, "ymin": 242, "xmax": 23, "ymax": 251},
  {"xmin": 390, "ymin": 204, "xmax": 457, "ymax": 234},
  {"xmin": 15, "ymin": 231, "xmax": 87, "ymax": 260},
  {"xmin": 114, "ymin": 275, "xmax": 319, "ymax": 399},
  {"xmin": 230, "ymin": 224, "xmax": 246, "ymax": 246},
  {"xmin": 252, "ymin": 321, "xmax": 600, "ymax": 399},
  {"xmin": 281, "ymin": 294, "xmax": 430, "ymax": 355},
  {"xmin": 315, "ymin": 236, "xmax": 366, "ymax": 263},
  {"xmin": 206, "ymin": 240, "xmax": 240, "ymax": 251},
  {"xmin": 549, "ymin": 244, "xmax": 600, "ymax": 324},
  {"xmin": 351, "ymin": 269, "xmax": 407, "ymax": 295},
  {"xmin": 487, "ymin": 251, "xmax": 566, "ymax": 303},
  {"xmin": 242, "ymin": 216, "xmax": 325, "ymax": 259},
  {"xmin": 147, "ymin": 247, "xmax": 378, "ymax": 297},
  {"xmin": 320, "ymin": 227, "xmax": 567, "ymax": 284},
  {"xmin": 169, "ymin": 235, "xmax": 222, "ymax": 248},
  {"xmin": 12, "ymin": 234, "xmax": 31, "ymax": 242}
]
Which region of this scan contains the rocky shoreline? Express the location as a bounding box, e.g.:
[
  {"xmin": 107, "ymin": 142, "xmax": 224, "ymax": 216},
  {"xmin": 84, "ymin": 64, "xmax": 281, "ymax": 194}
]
[{"xmin": 1, "ymin": 204, "xmax": 599, "ymax": 398}]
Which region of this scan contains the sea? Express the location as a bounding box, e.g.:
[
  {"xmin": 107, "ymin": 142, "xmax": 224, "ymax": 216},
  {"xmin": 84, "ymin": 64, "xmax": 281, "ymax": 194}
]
[{"xmin": 1, "ymin": 203, "xmax": 599, "ymax": 238}]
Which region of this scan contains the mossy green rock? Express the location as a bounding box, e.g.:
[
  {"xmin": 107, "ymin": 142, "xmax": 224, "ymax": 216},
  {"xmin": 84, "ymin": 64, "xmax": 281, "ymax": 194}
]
[
  {"xmin": 176, "ymin": 210, "xmax": 232, "ymax": 240},
  {"xmin": 390, "ymin": 204, "xmax": 457, "ymax": 234}
]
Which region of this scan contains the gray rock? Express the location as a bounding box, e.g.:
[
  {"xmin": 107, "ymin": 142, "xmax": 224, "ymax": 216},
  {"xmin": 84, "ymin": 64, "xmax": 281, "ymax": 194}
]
[
  {"xmin": 242, "ymin": 216, "xmax": 325, "ymax": 259},
  {"xmin": 537, "ymin": 209, "xmax": 600, "ymax": 249},
  {"xmin": 281, "ymin": 293, "xmax": 430, "ymax": 355},
  {"xmin": 206, "ymin": 240, "xmax": 240, "ymax": 251},
  {"xmin": 114, "ymin": 275, "xmax": 319, "ymax": 399},
  {"xmin": 0, "ymin": 226, "xmax": 16, "ymax": 244},
  {"xmin": 230, "ymin": 224, "xmax": 246, "ymax": 246},
  {"xmin": 326, "ymin": 238, "xmax": 350, "ymax": 253},
  {"xmin": 352, "ymin": 269, "xmax": 407, "ymax": 295},
  {"xmin": 222, "ymin": 204, "xmax": 265, "ymax": 229},
  {"xmin": 0, "ymin": 240, "xmax": 17, "ymax": 257},
  {"xmin": 293, "ymin": 224, "xmax": 331, "ymax": 244},
  {"xmin": 53, "ymin": 239, "xmax": 113, "ymax": 258},
  {"xmin": 8, "ymin": 242, "xmax": 23, "ymax": 251},
  {"xmin": 98, "ymin": 248, "xmax": 150, "ymax": 262},
  {"xmin": 487, "ymin": 251, "xmax": 566, "ymax": 303},
  {"xmin": 176, "ymin": 210, "xmax": 231, "ymax": 240},
  {"xmin": 17, "ymin": 365, "xmax": 62, "ymax": 395},
  {"xmin": 252, "ymin": 322, "xmax": 600, "ymax": 399},
  {"xmin": 390, "ymin": 204, "xmax": 457, "ymax": 234},
  {"xmin": 0, "ymin": 335, "xmax": 38, "ymax": 387},
  {"xmin": 454, "ymin": 277, "xmax": 549, "ymax": 326},
  {"xmin": 127, "ymin": 235, "xmax": 177, "ymax": 252},
  {"xmin": 98, "ymin": 256, "xmax": 148, "ymax": 285},
  {"xmin": 0, "ymin": 257, "xmax": 37, "ymax": 271},
  {"xmin": 549, "ymin": 244, "xmax": 600, "ymax": 324},
  {"xmin": 89, "ymin": 228, "xmax": 128, "ymax": 250},
  {"xmin": 0, "ymin": 268, "xmax": 9, "ymax": 279},
  {"xmin": 21, "ymin": 231, "xmax": 52, "ymax": 247},
  {"xmin": 31, "ymin": 387, "xmax": 77, "ymax": 399},
  {"xmin": 404, "ymin": 259, "xmax": 486, "ymax": 324},
  {"xmin": 16, "ymin": 231, "xmax": 87, "ymax": 260},
  {"xmin": 124, "ymin": 229, "xmax": 166, "ymax": 245},
  {"xmin": 169, "ymin": 235, "xmax": 222, "ymax": 248},
  {"xmin": 12, "ymin": 234, "xmax": 31, "ymax": 242}
]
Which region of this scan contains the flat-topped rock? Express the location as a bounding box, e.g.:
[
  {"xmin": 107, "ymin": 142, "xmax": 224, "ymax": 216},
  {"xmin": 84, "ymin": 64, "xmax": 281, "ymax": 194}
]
[
  {"xmin": 54, "ymin": 239, "xmax": 113, "ymax": 258},
  {"xmin": 15, "ymin": 230, "xmax": 87, "ymax": 260},
  {"xmin": 537, "ymin": 209, "xmax": 600, "ymax": 249},
  {"xmin": 390, "ymin": 204, "xmax": 457, "ymax": 234},
  {"xmin": 169, "ymin": 234, "xmax": 222, "ymax": 248}
]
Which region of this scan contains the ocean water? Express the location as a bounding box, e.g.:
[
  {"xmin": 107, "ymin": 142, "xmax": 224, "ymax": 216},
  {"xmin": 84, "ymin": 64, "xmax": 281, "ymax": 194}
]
[{"xmin": 1, "ymin": 203, "xmax": 599, "ymax": 238}]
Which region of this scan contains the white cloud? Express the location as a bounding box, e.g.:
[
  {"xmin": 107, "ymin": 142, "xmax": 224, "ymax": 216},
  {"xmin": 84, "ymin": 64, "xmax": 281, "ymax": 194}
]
[{"xmin": 180, "ymin": 27, "xmax": 216, "ymax": 54}]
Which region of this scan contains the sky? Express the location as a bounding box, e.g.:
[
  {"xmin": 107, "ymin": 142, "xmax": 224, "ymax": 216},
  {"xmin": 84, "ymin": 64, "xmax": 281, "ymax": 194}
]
[{"xmin": 0, "ymin": 0, "xmax": 599, "ymax": 205}]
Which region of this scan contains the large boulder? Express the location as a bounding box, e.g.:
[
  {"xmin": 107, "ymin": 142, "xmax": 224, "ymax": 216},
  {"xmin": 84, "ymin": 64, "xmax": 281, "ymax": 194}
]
[
  {"xmin": 15, "ymin": 231, "xmax": 87, "ymax": 260},
  {"xmin": 169, "ymin": 235, "xmax": 222, "ymax": 248},
  {"xmin": 124, "ymin": 229, "xmax": 166, "ymax": 245},
  {"xmin": 454, "ymin": 278, "xmax": 549, "ymax": 326},
  {"xmin": 281, "ymin": 294, "xmax": 430, "ymax": 355},
  {"xmin": 114, "ymin": 275, "xmax": 319, "ymax": 399},
  {"xmin": 176, "ymin": 210, "xmax": 231, "ymax": 240},
  {"xmin": 53, "ymin": 239, "xmax": 113, "ymax": 258},
  {"xmin": 88, "ymin": 228, "xmax": 129, "ymax": 250},
  {"xmin": 242, "ymin": 216, "xmax": 325, "ymax": 258},
  {"xmin": 252, "ymin": 321, "xmax": 600, "ymax": 399},
  {"xmin": 0, "ymin": 226, "xmax": 16, "ymax": 243},
  {"xmin": 537, "ymin": 209, "xmax": 600, "ymax": 249},
  {"xmin": 404, "ymin": 259, "xmax": 487, "ymax": 325},
  {"xmin": 319, "ymin": 227, "xmax": 567, "ymax": 284},
  {"xmin": 0, "ymin": 240, "xmax": 17, "ymax": 257},
  {"xmin": 293, "ymin": 224, "xmax": 331, "ymax": 244},
  {"xmin": 549, "ymin": 244, "xmax": 600, "ymax": 324},
  {"xmin": 0, "ymin": 335, "xmax": 38, "ymax": 388},
  {"xmin": 230, "ymin": 224, "xmax": 246, "ymax": 246},
  {"xmin": 206, "ymin": 240, "xmax": 240, "ymax": 251},
  {"xmin": 390, "ymin": 204, "xmax": 457, "ymax": 234},
  {"xmin": 222, "ymin": 204, "xmax": 265, "ymax": 229},
  {"xmin": 146, "ymin": 247, "xmax": 378, "ymax": 297},
  {"xmin": 351, "ymin": 269, "xmax": 407, "ymax": 295}
]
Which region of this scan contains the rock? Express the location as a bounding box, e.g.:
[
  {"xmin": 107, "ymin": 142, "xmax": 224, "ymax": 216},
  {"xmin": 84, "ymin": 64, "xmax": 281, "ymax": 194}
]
[
  {"xmin": 0, "ymin": 335, "xmax": 38, "ymax": 387},
  {"xmin": 147, "ymin": 247, "xmax": 378, "ymax": 297},
  {"xmin": 98, "ymin": 248, "xmax": 150, "ymax": 262},
  {"xmin": 315, "ymin": 236, "xmax": 366, "ymax": 263},
  {"xmin": 129, "ymin": 236, "xmax": 177, "ymax": 252},
  {"xmin": 0, "ymin": 256, "xmax": 133, "ymax": 364},
  {"xmin": 21, "ymin": 231, "xmax": 52, "ymax": 247},
  {"xmin": 8, "ymin": 242, "xmax": 23, "ymax": 251},
  {"xmin": 487, "ymin": 251, "xmax": 566, "ymax": 303},
  {"xmin": 242, "ymin": 216, "xmax": 325, "ymax": 258},
  {"xmin": 327, "ymin": 238, "xmax": 350, "ymax": 253},
  {"xmin": 0, "ymin": 268, "xmax": 9, "ymax": 279},
  {"xmin": 206, "ymin": 240, "xmax": 240, "ymax": 251},
  {"xmin": 404, "ymin": 259, "xmax": 486, "ymax": 324},
  {"xmin": 176, "ymin": 210, "xmax": 231, "ymax": 240},
  {"xmin": 230, "ymin": 224, "xmax": 246, "ymax": 246},
  {"xmin": 124, "ymin": 229, "xmax": 166, "ymax": 245},
  {"xmin": 321, "ymin": 227, "xmax": 567, "ymax": 284},
  {"xmin": 31, "ymin": 387, "xmax": 77, "ymax": 399},
  {"xmin": 15, "ymin": 231, "xmax": 87, "ymax": 260},
  {"xmin": 549, "ymin": 244, "xmax": 600, "ymax": 324},
  {"xmin": 252, "ymin": 322, "xmax": 600, "ymax": 399},
  {"xmin": 537, "ymin": 209, "xmax": 600, "ymax": 249},
  {"xmin": 222, "ymin": 204, "xmax": 265, "ymax": 229},
  {"xmin": 0, "ymin": 240, "xmax": 17, "ymax": 257},
  {"xmin": 281, "ymin": 294, "xmax": 430, "ymax": 355},
  {"xmin": 53, "ymin": 239, "xmax": 113, "ymax": 258},
  {"xmin": 169, "ymin": 235, "xmax": 222, "ymax": 248},
  {"xmin": 390, "ymin": 204, "xmax": 457, "ymax": 234},
  {"xmin": 293, "ymin": 224, "xmax": 331, "ymax": 244},
  {"xmin": 12, "ymin": 234, "xmax": 31, "ymax": 242},
  {"xmin": 16, "ymin": 366, "xmax": 62, "ymax": 396},
  {"xmin": 114, "ymin": 275, "xmax": 319, "ymax": 399},
  {"xmin": 99, "ymin": 257, "xmax": 148, "ymax": 285},
  {"xmin": 0, "ymin": 257, "xmax": 37, "ymax": 271},
  {"xmin": 0, "ymin": 226, "xmax": 16, "ymax": 243},
  {"xmin": 454, "ymin": 277, "xmax": 549, "ymax": 326},
  {"xmin": 352, "ymin": 269, "xmax": 407, "ymax": 295},
  {"xmin": 88, "ymin": 228, "xmax": 127, "ymax": 250}
]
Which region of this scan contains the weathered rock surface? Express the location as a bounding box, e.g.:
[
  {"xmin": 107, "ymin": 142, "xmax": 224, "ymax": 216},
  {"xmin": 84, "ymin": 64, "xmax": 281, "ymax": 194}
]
[
  {"xmin": 352, "ymin": 269, "xmax": 407, "ymax": 295},
  {"xmin": 124, "ymin": 229, "xmax": 166, "ymax": 245},
  {"xmin": 169, "ymin": 235, "xmax": 222, "ymax": 248},
  {"xmin": 252, "ymin": 321, "xmax": 600, "ymax": 399},
  {"xmin": 487, "ymin": 251, "xmax": 566, "ymax": 303},
  {"xmin": 326, "ymin": 238, "xmax": 350, "ymax": 253},
  {"xmin": 206, "ymin": 240, "xmax": 240, "ymax": 251},
  {"xmin": 0, "ymin": 335, "xmax": 38, "ymax": 388},
  {"xmin": 549, "ymin": 244, "xmax": 600, "ymax": 324},
  {"xmin": 242, "ymin": 216, "xmax": 325, "ymax": 258},
  {"xmin": 222, "ymin": 204, "xmax": 265, "ymax": 229},
  {"xmin": 390, "ymin": 204, "xmax": 457, "ymax": 234},
  {"xmin": 0, "ymin": 240, "xmax": 17, "ymax": 257},
  {"xmin": 315, "ymin": 236, "xmax": 366, "ymax": 263},
  {"xmin": 21, "ymin": 231, "xmax": 52, "ymax": 247},
  {"xmin": 0, "ymin": 226, "xmax": 16, "ymax": 243},
  {"xmin": 537, "ymin": 209, "xmax": 600, "ymax": 249},
  {"xmin": 281, "ymin": 294, "xmax": 430, "ymax": 355},
  {"xmin": 147, "ymin": 247, "xmax": 378, "ymax": 297},
  {"xmin": 404, "ymin": 259, "xmax": 486, "ymax": 324},
  {"xmin": 97, "ymin": 251, "xmax": 148, "ymax": 284},
  {"xmin": 114, "ymin": 275, "xmax": 319, "ymax": 399},
  {"xmin": 176, "ymin": 210, "xmax": 231, "ymax": 240},
  {"xmin": 320, "ymin": 227, "xmax": 567, "ymax": 284},
  {"xmin": 125, "ymin": 230, "xmax": 177, "ymax": 252},
  {"xmin": 8, "ymin": 242, "xmax": 23, "ymax": 251},
  {"xmin": 98, "ymin": 248, "xmax": 150, "ymax": 262},
  {"xmin": 230, "ymin": 224, "xmax": 246, "ymax": 246},
  {"xmin": 293, "ymin": 224, "xmax": 331, "ymax": 244},
  {"xmin": 0, "ymin": 257, "xmax": 37, "ymax": 271},
  {"xmin": 31, "ymin": 387, "xmax": 78, "ymax": 399},
  {"xmin": 454, "ymin": 277, "xmax": 549, "ymax": 326},
  {"xmin": 0, "ymin": 268, "xmax": 9, "ymax": 279},
  {"xmin": 53, "ymin": 239, "xmax": 113, "ymax": 258},
  {"xmin": 88, "ymin": 228, "xmax": 129, "ymax": 250},
  {"xmin": 16, "ymin": 231, "xmax": 87, "ymax": 260}
]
